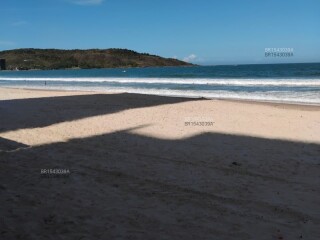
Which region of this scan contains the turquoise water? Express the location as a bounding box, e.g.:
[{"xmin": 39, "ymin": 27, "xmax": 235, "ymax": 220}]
[{"xmin": 0, "ymin": 63, "xmax": 320, "ymax": 104}]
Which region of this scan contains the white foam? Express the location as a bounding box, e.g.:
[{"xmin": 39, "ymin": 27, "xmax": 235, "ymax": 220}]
[
  {"xmin": 110, "ymin": 88, "xmax": 320, "ymax": 104},
  {"xmin": 1, "ymin": 77, "xmax": 320, "ymax": 87},
  {"xmin": 8, "ymin": 84, "xmax": 319, "ymax": 105}
]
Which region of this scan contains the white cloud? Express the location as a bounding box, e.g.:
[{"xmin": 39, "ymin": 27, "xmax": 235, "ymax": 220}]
[
  {"xmin": 183, "ymin": 54, "xmax": 197, "ymax": 63},
  {"xmin": 11, "ymin": 21, "xmax": 28, "ymax": 27},
  {"xmin": 70, "ymin": 0, "xmax": 104, "ymax": 5}
]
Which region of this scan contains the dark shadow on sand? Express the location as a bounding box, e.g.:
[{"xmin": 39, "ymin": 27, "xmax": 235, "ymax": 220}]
[
  {"xmin": 0, "ymin": 137, "xmax": 29, "ymax": 152},
  {"xmin": 0, "ymin": 92, "xmax": 194, "ymax": 133},
  {"xmin": 1, "ymin": 126, "xmax": 319, "ymax": 239}
]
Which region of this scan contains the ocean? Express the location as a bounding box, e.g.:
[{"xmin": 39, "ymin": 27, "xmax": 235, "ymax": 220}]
[{"xmin": 0, "ymin": 63, "xmax": 319, "ymax": 104}]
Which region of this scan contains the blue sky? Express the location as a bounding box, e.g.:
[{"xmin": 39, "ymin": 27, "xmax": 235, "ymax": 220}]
[{"xmin": 0, "ymin": 0, "xmax": 319, "ymax": 65}]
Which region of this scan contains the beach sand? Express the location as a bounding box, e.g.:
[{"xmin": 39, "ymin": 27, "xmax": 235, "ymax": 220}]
[{"xmin": 1, "ymin": 87, "xmax": 319, "ymax": 239}]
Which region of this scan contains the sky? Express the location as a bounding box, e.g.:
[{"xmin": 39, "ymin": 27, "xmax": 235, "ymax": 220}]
[{"xmin": 0, "ymin": 0, "xmax": 319, "ymax": 65}]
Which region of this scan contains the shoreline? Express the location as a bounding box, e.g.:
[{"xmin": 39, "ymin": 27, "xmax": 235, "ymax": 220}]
[{"xmin": 1, "ymin": 86, "xmax": 320, "ymax": 108}]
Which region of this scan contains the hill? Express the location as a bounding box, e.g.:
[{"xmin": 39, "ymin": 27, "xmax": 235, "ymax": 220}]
[{"xmin": 0, "ymin": 48, "xmax": 193, "ymax": 70}]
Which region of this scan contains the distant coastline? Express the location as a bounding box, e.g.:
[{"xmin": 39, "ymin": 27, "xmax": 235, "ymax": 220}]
[{"xmin": 0, "ymin": 48, "xmax": 194, "ymax": 71}]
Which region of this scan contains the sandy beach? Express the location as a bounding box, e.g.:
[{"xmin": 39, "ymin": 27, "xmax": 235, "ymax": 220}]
[{"xmin": 1, "ymin": 87, "xmax": 319, "ymax": 239}]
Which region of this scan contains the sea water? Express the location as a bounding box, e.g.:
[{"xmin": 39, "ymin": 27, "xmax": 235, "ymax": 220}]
[{"xmin": 0, "ymin": 63, "xmax": 319, "ymax": 104}]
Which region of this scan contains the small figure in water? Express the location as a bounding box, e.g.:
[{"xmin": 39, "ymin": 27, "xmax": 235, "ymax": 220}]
[{"xmin": 45, "ymin": 81, "xmax": 47, "ymax": 86}]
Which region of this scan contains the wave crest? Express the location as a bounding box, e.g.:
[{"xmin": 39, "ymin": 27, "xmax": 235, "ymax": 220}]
[{"xmin": 1, "ymin": 77, "xmax": 320, "ymax": 87}]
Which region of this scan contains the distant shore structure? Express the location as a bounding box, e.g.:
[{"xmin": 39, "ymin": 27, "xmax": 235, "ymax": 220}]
[{"xmin": 0, "ymin": 59, "xmax": 6, "ymax": 70}]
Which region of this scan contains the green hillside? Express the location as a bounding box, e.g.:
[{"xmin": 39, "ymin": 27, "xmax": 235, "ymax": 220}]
[{"xmin": 0, "ymin": 48, "xmax": 193, "ymax": 70}]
